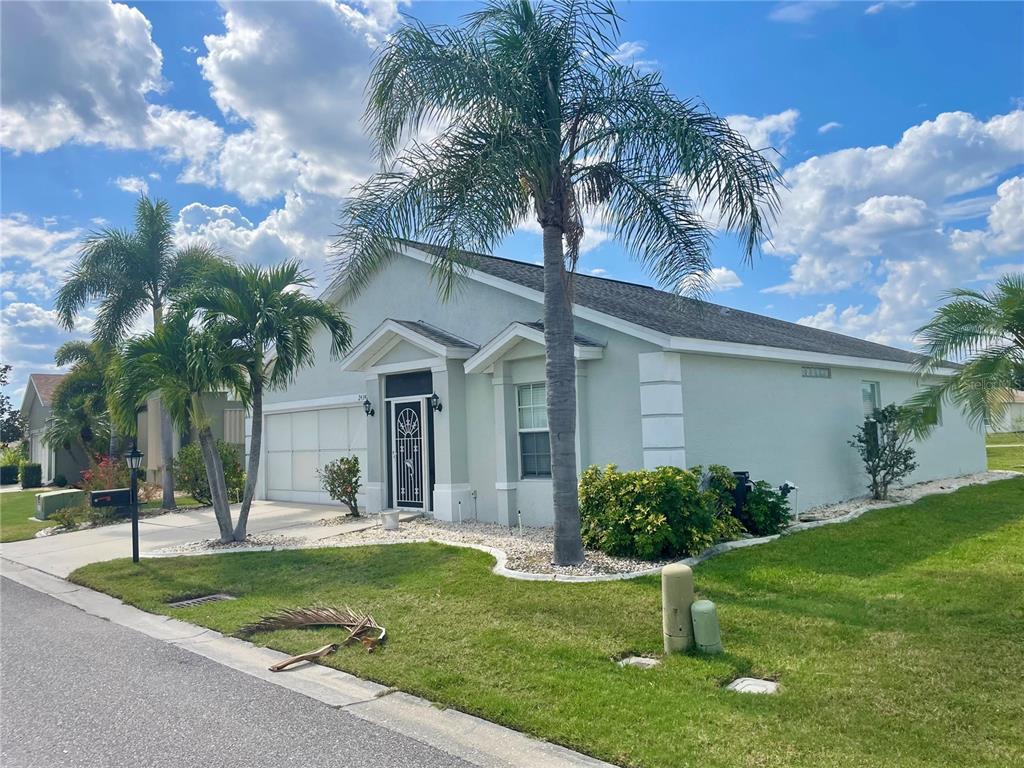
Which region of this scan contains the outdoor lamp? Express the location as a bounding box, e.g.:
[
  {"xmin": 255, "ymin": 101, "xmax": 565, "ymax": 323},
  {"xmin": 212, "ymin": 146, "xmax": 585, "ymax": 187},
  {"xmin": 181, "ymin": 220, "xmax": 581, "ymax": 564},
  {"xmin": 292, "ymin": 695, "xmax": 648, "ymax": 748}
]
[
  {"xmin": 429, "ymin": 392, "xmax": 443, "ymax": 412},
  {"xmin": 125, "ymin": 443, "xmax": 144, "ymax": 470},
  {"xmin": 363, "ymin": 398, "xmax": 375, "ymax": 417}
]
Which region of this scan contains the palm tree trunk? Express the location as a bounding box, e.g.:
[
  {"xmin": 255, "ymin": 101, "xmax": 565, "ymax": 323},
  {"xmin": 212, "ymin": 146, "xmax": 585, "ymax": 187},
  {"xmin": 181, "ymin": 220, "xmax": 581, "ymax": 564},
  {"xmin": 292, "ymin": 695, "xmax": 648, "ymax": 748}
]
[
  {"xmin": 232, "ymin": 376, "xmax": 262, "ymax": 541},
  {"xmin": 194, "ymin": 416, "xmax": 234, "ymax": 543},
  {"xmin": 152, "ymin": 303, "xmax": 175, "ymax": 510},
  {"xmin": 542, "ymin": 224, "xmax": 584, "ymax": 566}
]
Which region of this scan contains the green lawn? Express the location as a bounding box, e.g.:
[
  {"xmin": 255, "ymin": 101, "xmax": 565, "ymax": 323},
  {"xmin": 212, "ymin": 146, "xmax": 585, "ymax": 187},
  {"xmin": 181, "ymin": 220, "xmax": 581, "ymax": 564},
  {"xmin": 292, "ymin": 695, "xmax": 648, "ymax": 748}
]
[
  {"xmin": 0, "ymin": 490, "xmax": 54, "ymax": 542},
  {"xmin": 0, "ymin": 490, "xmax": 202, "ymax": 543},
  {"xmin": 70, "ymin": 478, "xmax": 1024, "ymax": 768},
  {"xmin": 986, "ymin": 431, "xmax": 1024, "ymax": 472}
]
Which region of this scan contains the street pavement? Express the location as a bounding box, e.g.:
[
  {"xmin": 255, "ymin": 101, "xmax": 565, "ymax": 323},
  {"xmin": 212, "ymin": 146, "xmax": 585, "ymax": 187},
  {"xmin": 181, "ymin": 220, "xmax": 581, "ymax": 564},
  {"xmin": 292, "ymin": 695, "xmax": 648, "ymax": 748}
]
[{"xmin": 0, "ymin": 577, "xmax": 473, "ymax": 768}]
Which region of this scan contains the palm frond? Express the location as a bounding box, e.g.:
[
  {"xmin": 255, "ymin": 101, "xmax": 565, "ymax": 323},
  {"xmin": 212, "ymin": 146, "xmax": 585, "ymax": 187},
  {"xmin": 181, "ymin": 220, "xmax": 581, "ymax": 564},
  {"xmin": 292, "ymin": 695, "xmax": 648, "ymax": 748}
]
[{"xmin": 237, "ymin": 604, "xmax": 387, "ymax": 650}]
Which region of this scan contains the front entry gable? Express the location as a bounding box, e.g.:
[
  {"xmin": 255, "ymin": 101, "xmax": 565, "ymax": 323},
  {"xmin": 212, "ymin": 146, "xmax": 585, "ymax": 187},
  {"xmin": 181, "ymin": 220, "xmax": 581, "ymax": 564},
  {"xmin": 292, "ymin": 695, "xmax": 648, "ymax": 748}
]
[
  {"xmin": 340, "ymin": 319, "xmax": 478, "ymax": 374},
  {"xmin": 464, "ymin": 321, "xmax": 604, "ymax": 375}
]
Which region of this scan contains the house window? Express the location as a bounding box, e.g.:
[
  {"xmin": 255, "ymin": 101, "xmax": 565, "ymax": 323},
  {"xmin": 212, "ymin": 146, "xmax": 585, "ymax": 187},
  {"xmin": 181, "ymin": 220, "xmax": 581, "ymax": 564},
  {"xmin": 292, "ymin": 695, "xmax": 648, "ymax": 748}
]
[
  {"xmin": 517, "ymin": 383, "xmax": 550, "ymax": 478},
  {"xmin": 921, "ymin": 401, "xmax": 942, "ymax": 427},
  {"xmin": 861, "ymin": 381, "xmax": 881, "ymax": 418},
  {"xmin": 802, "ymin": 366, "xmax": 831, "ymax": 379}
]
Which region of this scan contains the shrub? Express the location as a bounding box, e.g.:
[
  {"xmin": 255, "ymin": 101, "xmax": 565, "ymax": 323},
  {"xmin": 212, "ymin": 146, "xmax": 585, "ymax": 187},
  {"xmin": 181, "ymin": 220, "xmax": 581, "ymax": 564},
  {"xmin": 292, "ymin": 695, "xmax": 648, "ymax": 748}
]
[
  {"xmin": 849, "ymin": 404, "xmax": 918, "ymax": 500},
  {"xmin": 317, "ymin": 456, "xmax": 361, "ymax": 516},
  {"xmin": 19, "ymin": 462, "xmax": 42, "ymax": 488},
  {"xmin": 743, "ymin": 481, "xmax": 791, "ymax": 535},
  {"xmin": 53, "ymin": 473, "xmax": 67, "ymax": 487},
  {"xmin": 80, "ymin": 456, "xmax": 129, "ymax": 493},
  {"xmin": 579, "ymin": 464, "xmax": 718, "ymax": 561},
  {"xmin": 50, "ymin": 505, "xmax": 88, "ymax": 531},
  {"xmin": 0, "ymin": 465, "xmax": 18, "ymax": 485},
  {"xmin": 694, "ymin": 464, "xmax": 745, "ymax": 542},
  {"xmin": 1, "ymin": 444, "xmax": 25, "ymax": 468},
  {"xmin": 172, "ymin": 441, "xmax": 244, "ymax": 506}
]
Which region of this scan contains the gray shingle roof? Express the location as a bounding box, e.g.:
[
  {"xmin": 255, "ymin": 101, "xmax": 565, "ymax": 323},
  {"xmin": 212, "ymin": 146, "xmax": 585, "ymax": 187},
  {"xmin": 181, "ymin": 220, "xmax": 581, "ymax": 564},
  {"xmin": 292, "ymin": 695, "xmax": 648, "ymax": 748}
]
[
  {"xmin": 521, "ymin": 321, "xmax": 603, "ymax": 348},
  {"xmin": 407, "ymin": 242, "xmax": 924, "ymax": 366},
  {"xmin": 393, "ymin": 320, "xmax": 478, "ymax": 350}
]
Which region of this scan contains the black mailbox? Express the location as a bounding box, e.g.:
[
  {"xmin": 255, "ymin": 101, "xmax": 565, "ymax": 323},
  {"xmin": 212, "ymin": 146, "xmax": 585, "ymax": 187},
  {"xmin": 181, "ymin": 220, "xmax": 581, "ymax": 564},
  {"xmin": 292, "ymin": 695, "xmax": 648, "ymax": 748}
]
[{"xmin": 90, "ymin": 488, "xmax": 133, "ymax": 508}]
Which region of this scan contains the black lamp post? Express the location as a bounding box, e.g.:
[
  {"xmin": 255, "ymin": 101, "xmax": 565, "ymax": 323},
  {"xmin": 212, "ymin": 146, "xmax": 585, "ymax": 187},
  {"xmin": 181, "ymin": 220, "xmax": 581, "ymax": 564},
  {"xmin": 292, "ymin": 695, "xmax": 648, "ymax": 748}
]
[{"xmin": 125, "ymin": 440, "xmax": 144, "ymax": 563}]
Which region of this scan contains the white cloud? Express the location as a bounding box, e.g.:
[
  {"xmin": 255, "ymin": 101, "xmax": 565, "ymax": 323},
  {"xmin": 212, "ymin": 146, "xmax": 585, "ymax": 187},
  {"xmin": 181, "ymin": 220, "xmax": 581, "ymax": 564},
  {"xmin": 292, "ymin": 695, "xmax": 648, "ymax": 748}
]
[
  {"xmin": 818, "ymin": 121, "xmax": 842, "ymax": 134},
  {"xmin": 610, "ymin": 40, "xmax": 657, "ymax": 73},
  {"xmin": 865, "ymin": 2, "xmax": 916, "ymax": 15},
  {"xmin": 0, "ymin": 1, "xmax": 223, "ymax": 183},
  {"xmin": 114, "ymin": 176, "xmax": 149, "ymax": 195},
  {"xmin": 0, "ymin": 301, "xmax": 93, "ymax": 399},
  {"xmin": 727, "ymin": 109, "xmax": 800, "ymax": 154},
  {"xmin": 768, "ymin": 2, "xmax": 839, "ymax": 24},
  {"xmin": 709, "ymin": 267, "xmax": 743, "ymax": 292},
  {"xmin": 0, "ymin": 215, "xmax": 82, "ymax": 299},
  {"xmin": 769, "ymin": 110, "xmax": 1024, "ymax": 346}
]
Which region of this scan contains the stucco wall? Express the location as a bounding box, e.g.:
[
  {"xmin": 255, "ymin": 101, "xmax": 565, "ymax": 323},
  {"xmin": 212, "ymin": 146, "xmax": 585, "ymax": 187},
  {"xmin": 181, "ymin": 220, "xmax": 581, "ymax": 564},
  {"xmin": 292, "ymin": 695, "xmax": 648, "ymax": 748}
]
[
  {"xmin": 988, "ymin": 401, "xmax": 1024, "ymax": 433},
  {"xmin": 679, "ymin": 353, "xmax": 988, "ymax": 513}
]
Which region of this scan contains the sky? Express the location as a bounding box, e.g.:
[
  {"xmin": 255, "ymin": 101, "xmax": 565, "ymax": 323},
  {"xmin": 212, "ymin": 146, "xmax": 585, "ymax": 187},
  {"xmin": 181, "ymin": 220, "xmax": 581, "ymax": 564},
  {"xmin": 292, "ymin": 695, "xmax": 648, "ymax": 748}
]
[{"xmin": 2, "ymin": 0, "xmax": 1022, "ymax": 403}]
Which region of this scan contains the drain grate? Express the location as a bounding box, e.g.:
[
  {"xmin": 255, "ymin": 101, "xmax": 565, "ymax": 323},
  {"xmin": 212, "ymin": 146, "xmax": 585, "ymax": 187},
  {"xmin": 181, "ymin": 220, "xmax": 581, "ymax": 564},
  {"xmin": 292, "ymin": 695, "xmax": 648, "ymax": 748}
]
[{"xmin": 167, "ymin": 593, "xmax": 237, "ymax": 608}]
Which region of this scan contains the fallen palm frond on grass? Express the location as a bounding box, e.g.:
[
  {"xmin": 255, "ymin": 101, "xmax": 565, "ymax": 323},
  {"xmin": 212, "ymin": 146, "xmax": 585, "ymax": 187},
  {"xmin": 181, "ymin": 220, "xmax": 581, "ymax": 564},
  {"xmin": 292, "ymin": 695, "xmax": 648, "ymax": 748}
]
[{"xmin": 238, "ymin": 605, "xmax": 387, "ymax": 670}]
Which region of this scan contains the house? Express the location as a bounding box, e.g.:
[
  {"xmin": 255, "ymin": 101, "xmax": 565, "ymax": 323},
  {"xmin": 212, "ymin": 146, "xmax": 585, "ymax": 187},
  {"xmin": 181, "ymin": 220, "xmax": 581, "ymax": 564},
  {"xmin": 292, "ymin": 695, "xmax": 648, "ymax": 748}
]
[
  {"xmin": 252, "ymin": 242, "xmax": 987, "ymax": 523},
  {"xmin": 987, "ymin": 390, "xmax": 1024, "ymax": 434},
  {"xmin": 20, "ymin": 373, "xmax": 89, "ymax": 484},
  {"xmin": 19, "ymin": 373, "xmax": 246, "ymax": 487}
]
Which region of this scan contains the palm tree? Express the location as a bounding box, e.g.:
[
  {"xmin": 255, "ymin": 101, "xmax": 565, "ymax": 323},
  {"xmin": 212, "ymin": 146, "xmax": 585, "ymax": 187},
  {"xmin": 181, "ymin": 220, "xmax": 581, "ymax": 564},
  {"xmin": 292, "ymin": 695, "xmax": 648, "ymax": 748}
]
[
  {"xmin": 332, "ymin": 0, "xmax": 781, "ymax": 564},
  {"xmin": 908, "ymin": 273, "xmax": 1024, "ymax": 432},
  {"xmin": 184, "ymin": 261, "xmax": 352, "ymax": 541},
  {"xmin": 55, "ymin": 195, "xmax": 225, "ymax": 509},
  {"xmin": 110, "ymin": 313, "xmax": 250, "ymax": 542},
  {"xmin": 44, "ymin": 341, "xmax": 111, "ymax": 460}
]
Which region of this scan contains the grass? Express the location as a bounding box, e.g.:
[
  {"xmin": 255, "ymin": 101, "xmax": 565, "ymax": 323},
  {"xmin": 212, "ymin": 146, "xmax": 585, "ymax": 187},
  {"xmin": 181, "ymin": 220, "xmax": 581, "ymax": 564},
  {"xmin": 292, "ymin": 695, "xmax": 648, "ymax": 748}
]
[
  {"xmin": 986, "ymin": 431, "xmax": 1024, "ymax": 472},
  {"xmin": 70, "ymin": 478, "xmax": 1023, "ymax": 768},
  {"xmin": 0, "ymin": 489, "xmax": 202, "ymax": 543},
  {"xmin": 0, "ymin": 489, "xmax": 54, "ymax": 542}
]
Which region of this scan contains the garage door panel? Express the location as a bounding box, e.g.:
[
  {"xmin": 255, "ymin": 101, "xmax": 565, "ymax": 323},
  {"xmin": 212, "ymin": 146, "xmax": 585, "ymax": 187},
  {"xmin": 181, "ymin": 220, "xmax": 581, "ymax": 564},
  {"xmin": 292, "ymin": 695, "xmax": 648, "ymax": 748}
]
[
  {"xmin": 318, "ymin": 449, "xmax": 346, "ymax": 467},
  {"xmin": 266, "ymin": 414, "xmax": 292, "ymax": 451},
  {"xmin": 267, "ymin": 451, "xmax": 292, "ymax": 491},
  {"xmin": 318, "ymin": 409, "xmax": 348, "ymax": 450},
  {"xmin": 292, "ymin": 411, "xmax": 318, "ymax": 451},
  {"xmin": 348, "ymin": 410, "xmax": 367, "ymax": 450},
  {"xmin": 292, "ymin": 450, "xmax": 320, "ymax": 492}
]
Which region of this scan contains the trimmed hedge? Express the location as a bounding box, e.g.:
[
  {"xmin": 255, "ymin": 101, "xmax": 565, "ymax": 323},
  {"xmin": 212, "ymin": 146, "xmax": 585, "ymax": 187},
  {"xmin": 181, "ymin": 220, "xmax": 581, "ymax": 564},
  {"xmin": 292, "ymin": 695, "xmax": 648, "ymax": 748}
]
[
  {"xmin": 18, "ymin": 462, "xmax": 42, "ymax": 488},
  {"xmin": 0, "ymin": 465, "xmax": 18, "ymax": 485}
]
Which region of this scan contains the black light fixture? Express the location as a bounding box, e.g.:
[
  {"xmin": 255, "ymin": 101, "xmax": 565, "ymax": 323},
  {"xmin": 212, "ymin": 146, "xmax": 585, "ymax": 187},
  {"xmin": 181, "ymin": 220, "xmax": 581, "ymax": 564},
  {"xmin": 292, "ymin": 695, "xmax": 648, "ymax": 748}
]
[
  {"xmin": 363, "ymin": 398, "xmax": 375, "ymax": 417},
  {"xmin": 125, "ymin": 443, "xmax": 144, "ymax": 471},
  {"xmin": 429, "ymin": 392, "xmax": 443, "ymax": 412}
]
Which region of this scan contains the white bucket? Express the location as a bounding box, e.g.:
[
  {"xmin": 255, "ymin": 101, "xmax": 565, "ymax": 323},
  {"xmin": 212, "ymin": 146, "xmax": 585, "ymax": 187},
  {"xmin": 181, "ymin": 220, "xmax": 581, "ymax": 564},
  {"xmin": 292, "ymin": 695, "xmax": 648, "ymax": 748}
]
[{"xmin": 381, "ymin": 510, "xmax": 400, "ymax": 531}]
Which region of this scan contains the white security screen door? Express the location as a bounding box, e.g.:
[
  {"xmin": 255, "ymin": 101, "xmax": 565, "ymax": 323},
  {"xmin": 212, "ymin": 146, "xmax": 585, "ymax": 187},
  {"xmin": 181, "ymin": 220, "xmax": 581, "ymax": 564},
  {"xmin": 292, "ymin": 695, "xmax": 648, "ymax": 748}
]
[{"xmin": 390, "ymin": 398, "xmax": 426, "ymax": 508}]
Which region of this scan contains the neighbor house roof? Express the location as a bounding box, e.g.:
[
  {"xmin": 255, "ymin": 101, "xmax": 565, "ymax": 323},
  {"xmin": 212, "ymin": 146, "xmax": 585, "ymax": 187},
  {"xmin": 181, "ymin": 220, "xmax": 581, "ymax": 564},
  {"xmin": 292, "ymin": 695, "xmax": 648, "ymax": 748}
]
[
  {"xmin": 406, "ymin": 242, "xmax": 926, "ymax": 367},
  {"xmin": 26, "ymin": 373, "xmax": 65, "ymax": 408}
]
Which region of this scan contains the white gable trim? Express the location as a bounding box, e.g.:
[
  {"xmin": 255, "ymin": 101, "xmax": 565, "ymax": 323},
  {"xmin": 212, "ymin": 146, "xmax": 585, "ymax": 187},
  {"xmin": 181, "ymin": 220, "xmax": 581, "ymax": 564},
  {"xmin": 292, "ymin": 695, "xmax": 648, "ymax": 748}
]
[
  {"xmin": 340, "ymin": 319, "xmax": 477, "ymax": 373},
  {"xmin": 464, "ymin": 322, "xmax": 604, "ymax": 375}
]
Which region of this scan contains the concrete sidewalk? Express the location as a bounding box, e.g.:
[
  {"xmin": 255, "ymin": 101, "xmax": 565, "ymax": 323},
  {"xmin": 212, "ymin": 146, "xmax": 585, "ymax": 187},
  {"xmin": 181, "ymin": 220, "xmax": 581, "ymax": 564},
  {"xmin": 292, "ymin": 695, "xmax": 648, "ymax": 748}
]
[{"xmin": 0, "ymin": 500, "xmax": 398, "ymax": 577}]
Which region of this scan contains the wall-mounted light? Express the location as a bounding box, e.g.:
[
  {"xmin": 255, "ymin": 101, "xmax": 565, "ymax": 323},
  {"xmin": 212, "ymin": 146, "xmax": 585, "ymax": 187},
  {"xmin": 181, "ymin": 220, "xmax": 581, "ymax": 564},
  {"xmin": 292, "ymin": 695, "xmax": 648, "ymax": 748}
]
[
  {"xmin": 363, "ymin": 398, "xmax": 375, "ymax": 417},
  {"xmin": 429, "ymin": 392, "xmax": 443, "ymax": 413}
]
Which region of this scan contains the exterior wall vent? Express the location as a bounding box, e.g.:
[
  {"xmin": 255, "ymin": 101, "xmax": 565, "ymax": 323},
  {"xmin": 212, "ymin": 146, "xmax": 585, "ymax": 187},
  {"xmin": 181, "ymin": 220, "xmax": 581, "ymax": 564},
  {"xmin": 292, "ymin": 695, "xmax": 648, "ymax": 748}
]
[{"xmin": 801, "ymin": 366, "xmax": 831, "ymax": 379}]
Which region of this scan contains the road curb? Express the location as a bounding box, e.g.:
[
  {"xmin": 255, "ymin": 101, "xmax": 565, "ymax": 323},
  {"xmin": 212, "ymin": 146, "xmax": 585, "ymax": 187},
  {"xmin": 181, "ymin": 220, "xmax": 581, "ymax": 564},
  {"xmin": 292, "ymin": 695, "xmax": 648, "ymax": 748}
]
[{"xmin": 0, "ymin": 557, "xmax": 617, "ymax": 768}]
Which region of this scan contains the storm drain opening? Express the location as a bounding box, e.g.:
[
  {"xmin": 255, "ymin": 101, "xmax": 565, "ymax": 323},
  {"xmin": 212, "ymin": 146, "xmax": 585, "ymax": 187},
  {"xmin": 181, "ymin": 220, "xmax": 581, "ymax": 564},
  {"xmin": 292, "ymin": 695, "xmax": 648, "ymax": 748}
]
[{"xmin": 167, "ymin": 593, "xmax": 237, "ymax": 608}]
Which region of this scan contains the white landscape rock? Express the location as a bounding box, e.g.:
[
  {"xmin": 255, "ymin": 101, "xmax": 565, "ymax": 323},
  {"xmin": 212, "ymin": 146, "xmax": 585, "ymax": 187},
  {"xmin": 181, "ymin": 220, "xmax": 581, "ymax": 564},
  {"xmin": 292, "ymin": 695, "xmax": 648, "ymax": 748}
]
[{"xmin": 725, "ymin": 677, "xmax": 779, "ymax": 695}]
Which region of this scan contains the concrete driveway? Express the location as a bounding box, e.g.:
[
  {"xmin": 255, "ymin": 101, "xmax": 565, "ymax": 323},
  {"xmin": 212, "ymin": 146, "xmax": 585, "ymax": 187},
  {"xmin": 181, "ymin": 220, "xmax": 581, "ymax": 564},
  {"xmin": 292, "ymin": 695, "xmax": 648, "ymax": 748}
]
[{"xmin": 0, "ymin": 500, "xmax": 364, "ymax": 578}]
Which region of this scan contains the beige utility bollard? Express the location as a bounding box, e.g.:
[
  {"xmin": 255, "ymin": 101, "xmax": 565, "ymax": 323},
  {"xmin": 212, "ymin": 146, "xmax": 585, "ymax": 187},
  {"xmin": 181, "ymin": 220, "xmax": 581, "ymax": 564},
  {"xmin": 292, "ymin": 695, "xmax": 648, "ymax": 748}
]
[{"xmin": 661, "ymin": 563, "xmax": 695, "ymax": 653}]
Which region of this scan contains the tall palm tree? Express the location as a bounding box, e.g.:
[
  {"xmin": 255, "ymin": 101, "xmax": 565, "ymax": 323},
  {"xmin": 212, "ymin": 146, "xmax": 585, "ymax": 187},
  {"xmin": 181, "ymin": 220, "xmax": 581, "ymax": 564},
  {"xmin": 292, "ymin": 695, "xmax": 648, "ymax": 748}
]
[
  {"xmin": 110, "ymin": 313, "xmax": 250, "ymax": 542},
  {"xmin": 333, "ymin": 0, "xmax": 781, "ymax": 564},
  {"xmin": 908, "ymin": 273, "xmax": 1024, "ymax": 431},
  {"xmin": 55, "ymin": 196, "xmax": 224, "ymax": 509},
  {"xmin": 44, "ymin": 341, "xmax": 111, "ymax": 460},
  {"xmin": 184, "ymin": 261, "xmax": 352, "ymax": 541}
]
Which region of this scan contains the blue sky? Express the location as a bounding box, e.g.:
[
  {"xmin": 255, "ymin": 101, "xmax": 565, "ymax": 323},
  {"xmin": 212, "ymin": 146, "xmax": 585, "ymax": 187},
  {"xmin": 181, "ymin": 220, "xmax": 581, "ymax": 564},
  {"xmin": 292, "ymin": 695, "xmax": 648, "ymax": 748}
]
[{"xmin": 2, "ymin": 0, "xmax": 1022, "ymax": 401}]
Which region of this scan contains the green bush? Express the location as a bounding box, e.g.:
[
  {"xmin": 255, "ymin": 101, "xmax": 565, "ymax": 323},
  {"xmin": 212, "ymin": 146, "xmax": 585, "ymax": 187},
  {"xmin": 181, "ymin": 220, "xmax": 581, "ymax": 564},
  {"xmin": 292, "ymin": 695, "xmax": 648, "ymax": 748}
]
[
  {"xmin": 743, "ymin": 480, "xmax": 791, "ymax": 535},
  {"xmin": 0, "ymin": 465, "xmax": 18, "ymax": 485},
  {"xmin": 579, "ymin": 464, "xmax": 719, "ymax": 561},
  {"xmin": 1, "ymin": 444, "xmax": 25, "ymax": 468},
  {"xmin": 50, "ymin": 505, "xmax": 88, "ymax": 531},
  {"xmin": 53, "ymin": 473, "xmax": 68, "ymax": 487},
  {"xmin": 317, "ymin": 455, "xmax": 361, "ymax": 516},
  {"xmin": 172, "ymin": 441, "xmax": 244, "ymax": 506},
  {"xmin": 19, "ymin": 462, "xmax": 42, "ymax": 488}
]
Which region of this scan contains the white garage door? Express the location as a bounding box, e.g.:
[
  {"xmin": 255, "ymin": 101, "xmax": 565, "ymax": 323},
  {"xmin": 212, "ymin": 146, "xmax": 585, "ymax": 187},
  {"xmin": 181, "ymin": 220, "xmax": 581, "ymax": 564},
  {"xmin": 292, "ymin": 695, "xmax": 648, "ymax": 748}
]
[{"xmin": 265, "ymin": 406, "xmax": 367, "ymax": 504}]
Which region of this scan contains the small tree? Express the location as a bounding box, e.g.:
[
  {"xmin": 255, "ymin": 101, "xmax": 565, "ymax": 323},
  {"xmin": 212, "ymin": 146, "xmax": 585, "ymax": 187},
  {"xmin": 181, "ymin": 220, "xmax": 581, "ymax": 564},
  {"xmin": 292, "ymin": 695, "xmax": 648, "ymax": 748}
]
[
  {"xmin": 0, "ymin": 364, "xmax": 25, "ymax": 444},
  {"xmin": 849, "ymin": 405, "xmax": 918, "ymax": 500},
  {"xmin": 318, "ymin": 456, "xmax": 361, "ymax": 517}
]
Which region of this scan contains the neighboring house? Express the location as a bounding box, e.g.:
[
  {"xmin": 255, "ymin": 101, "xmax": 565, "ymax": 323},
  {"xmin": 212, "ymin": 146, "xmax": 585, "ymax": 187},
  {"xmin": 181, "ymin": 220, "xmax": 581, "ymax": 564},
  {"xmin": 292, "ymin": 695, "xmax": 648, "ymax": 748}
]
[
  {"xmin": 987, "ymin": 390, "xmax": 1024, "ymax": 434},
  {"xmin": 136, "ymin": 392, "xmax": 247, "ymax": 484},
  {"xmin": 253, "ymin": 243, "xmax": 987, "ymax": 523},
  {"xmin": 19, "ymin": 373, "xmax": 89, "ymax": 484}
]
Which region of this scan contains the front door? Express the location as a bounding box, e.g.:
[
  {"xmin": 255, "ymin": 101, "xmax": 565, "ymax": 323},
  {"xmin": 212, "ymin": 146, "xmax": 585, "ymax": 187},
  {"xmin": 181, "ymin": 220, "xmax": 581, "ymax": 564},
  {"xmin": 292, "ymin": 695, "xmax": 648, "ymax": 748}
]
[{"xmin": 390, "ymin": 398, "xmax": 426, "ymax": 509}]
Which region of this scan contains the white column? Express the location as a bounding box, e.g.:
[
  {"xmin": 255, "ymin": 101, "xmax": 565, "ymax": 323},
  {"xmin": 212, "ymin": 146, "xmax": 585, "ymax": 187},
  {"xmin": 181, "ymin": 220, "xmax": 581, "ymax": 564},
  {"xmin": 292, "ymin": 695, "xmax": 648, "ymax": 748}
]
[
  {"xmin": 575, "ymin": 362, "xmax": 588, "ymax": 471},
  {"xmin": 638, "ymin": 351, "xmax": 686, "ymax": 469},
  {"xmin": 363, "ymin": 373, "xmax": 385, "ymax": 513},
  {"xmin": 492, "ymin": 361, "xmax": 518, "ymax": 527},
  {"xmin": 430, "ymin": 361, "xmax": 472, "ymax": 521}
]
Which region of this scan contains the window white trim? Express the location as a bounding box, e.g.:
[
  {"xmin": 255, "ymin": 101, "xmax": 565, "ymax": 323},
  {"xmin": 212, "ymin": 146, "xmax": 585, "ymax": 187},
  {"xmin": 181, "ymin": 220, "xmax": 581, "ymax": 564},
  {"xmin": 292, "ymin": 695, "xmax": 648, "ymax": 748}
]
[{"xmin": 516, "ymin": 382, "xmax": 551, "ymax": 479}]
